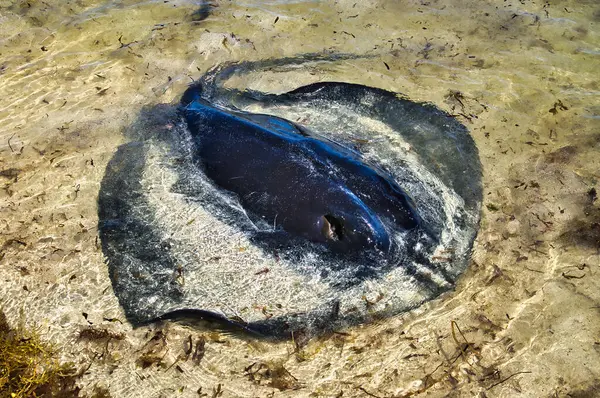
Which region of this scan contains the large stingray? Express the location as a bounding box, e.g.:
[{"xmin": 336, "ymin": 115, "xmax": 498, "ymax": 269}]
[{"xmin": 98, "ymin": 54, "xmax": 482, "ymax": 338}]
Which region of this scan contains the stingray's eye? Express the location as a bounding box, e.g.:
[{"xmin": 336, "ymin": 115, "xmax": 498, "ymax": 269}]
[{"xmin": 322, "ymin": 214, "xmax": 345, "ymax": 241}]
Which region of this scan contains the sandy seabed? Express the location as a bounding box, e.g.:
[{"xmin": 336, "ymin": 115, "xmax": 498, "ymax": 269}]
[{"xmin": 0, "ymin": 0, "xmax": 599, "ymax": 397}]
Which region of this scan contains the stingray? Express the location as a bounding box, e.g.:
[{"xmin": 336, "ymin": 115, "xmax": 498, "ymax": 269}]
[{"xmin": 98, "ymin": 54, "xmax": 482, "ymax": 338}]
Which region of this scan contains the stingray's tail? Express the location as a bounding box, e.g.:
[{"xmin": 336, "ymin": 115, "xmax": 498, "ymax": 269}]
[{"xmin": 192, "ymin": 52, "xmax": 377, "ymax": 103}]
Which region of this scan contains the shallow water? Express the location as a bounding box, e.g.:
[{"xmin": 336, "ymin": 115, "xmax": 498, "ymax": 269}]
[{"xmin": 1, "ymin": 0, "xmax": 599, "ymax": 397}]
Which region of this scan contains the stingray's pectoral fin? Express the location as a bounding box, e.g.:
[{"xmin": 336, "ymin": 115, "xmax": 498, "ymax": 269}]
[
  {"xmin": 250, "ymin": 230, "xmax": 302, "ymax": 251},
  {"xmin": 98, "ymin": 219, "xmax": 127, "ymax": 232}
]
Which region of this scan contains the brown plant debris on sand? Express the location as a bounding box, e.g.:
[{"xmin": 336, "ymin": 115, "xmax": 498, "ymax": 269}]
[
  {"xmin": 0, "ymin": 309, "xmax": 80, "ymax": 397},
  {"xmin": 244, "ymin": 361, "xmax": 302, "ymax": 391}
]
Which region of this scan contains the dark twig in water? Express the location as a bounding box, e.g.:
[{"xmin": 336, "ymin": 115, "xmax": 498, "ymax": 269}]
[
  {"xmin": 562, "ymin": 271, "xmax": 586, "ymax": 279},
  {"xmin": 357, "ymin": 387, "xmax": 382, "ymax": 398},
  {"xmin": 450, "ymin": 321, "xmax": 480, "ymax": 375},
  {"xmin": 8, "ymin": 134, "xmax": 15, "ymax": 152},
  {"xmin": 211, "ymin": 384, "xmax": 223, "ymax": 398},
  {"xmin": 192, "ymin": 336, "xmax": 206, "ymax": 364},
  {"xmin": 524, "ymin": 266, "xmax": 543, "ymax": 273},
  {"xmin": 486, "ymin": 371, "xmax": 532, "ymax": 390},
  {"xmin": 118, "ymin": 35, "xmax": 138, "ymax": 49},
  {"xmin": 451, "ymin": 321, "xmax": 469, "ymax": 346}
]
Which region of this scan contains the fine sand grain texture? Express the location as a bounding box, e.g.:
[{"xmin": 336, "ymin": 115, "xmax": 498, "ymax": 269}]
[{"xmin": 0, "ymin": 0, "xmax": 598, "ymax": 397}]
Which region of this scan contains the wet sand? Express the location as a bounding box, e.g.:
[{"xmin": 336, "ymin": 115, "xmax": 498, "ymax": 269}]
[{"xmin": 0, "ymin": 0, "xmax": 598, "ymax": 396}]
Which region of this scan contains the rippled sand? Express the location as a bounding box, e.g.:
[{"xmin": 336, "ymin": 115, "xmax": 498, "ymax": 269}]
[{"xmin": 0, "ymin": 0, "xmax": 598, "ymax": 397}]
